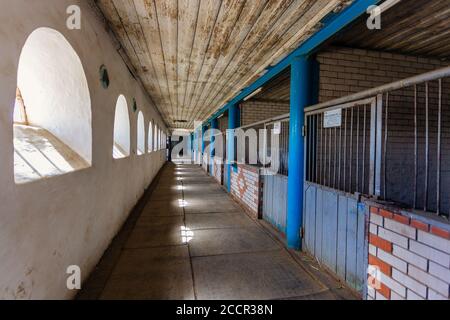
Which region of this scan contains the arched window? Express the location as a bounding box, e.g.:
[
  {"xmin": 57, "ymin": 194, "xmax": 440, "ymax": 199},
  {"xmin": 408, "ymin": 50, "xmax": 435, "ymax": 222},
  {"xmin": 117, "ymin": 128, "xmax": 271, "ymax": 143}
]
[
  {"xmin": 113, "ymin": 95, "xmax": 130, "ymax": 159},
  {"xmin": 148, "ymin": 121, "xmax": 153, "ymax": 153},
  {"xmin": 137, "ymin": 111, "xmax": 145, "ymax": 155},
  {"xmin": 14, "ymin": 28, "xmax": 91, "ymax": 184},
  {"xmin": 154, "ymin": 125, "xmax": 158, "ymax": 152}
]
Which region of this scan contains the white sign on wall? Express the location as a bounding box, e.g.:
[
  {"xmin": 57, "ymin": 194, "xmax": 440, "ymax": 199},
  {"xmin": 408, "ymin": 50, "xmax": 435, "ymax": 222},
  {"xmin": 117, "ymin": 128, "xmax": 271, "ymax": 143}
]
[
  {"xmin": 273, "ymin": 122, "xmax": 281, "ymax": 135},
  {"xmin": 324, "ymin": 109, "xmax": 342, "ymax": 128}
]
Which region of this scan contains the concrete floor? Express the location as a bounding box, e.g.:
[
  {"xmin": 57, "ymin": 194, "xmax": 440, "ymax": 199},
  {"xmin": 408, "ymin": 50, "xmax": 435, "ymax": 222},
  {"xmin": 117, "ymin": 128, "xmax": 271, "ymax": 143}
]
[{"xmin": 78, "ymin": 163, "xmax": 358, "ymax": 300}]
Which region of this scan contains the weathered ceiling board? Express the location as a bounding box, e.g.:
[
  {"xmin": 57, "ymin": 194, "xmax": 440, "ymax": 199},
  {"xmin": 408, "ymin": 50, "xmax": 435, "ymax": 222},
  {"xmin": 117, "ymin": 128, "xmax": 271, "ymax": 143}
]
[
  {"xmin": 96, "ymin": 0, "xmax": 351, "ymax": 129},
  {"xmin": 335, "ymin": 0, "xmax": 450, "ymax": 61}
]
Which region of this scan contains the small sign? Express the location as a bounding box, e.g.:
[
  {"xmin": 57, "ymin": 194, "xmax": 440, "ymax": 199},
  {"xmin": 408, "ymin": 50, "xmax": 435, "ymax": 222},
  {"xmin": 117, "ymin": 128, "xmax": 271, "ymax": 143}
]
[
  {"xmin": 273, "ymin": 122, "xmax": 281, "ymax": 135},
  {"xmin": 324, "ymin": 109, "xmax": 342, "ymax": 128}
]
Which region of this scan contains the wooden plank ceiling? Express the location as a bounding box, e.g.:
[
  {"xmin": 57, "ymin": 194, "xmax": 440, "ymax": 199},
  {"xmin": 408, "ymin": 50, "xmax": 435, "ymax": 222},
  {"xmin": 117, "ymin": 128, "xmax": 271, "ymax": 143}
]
[
  {"xmin": 96, "ymin": 0, "xmax": 352, "ymax": 129},
  {"xmin": 335, "ymin": 0, "xmax": 450, "ymax": 60}
]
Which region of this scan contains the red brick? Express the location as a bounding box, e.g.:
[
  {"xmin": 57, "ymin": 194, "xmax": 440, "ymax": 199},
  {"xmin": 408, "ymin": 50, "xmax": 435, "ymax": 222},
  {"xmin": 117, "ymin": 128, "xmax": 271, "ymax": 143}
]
[
  {"xmin": 430, "ymin": 226, "xmax": 450, "ymax": 240},
  {"xmin": 369, "ymin": 254, "xmax": 392, "ymax": 276},
  {"xmin": 370, "ymin": 207, "xmax": 379, "ymax": 215},
  {"xmin": 369, "ymin": 234, "xmax": 393, "ymax": 253},
  {"xmin": 379, "ymin": 209, "xmax": 394, "ymax": 219},
  {"xmin": 393, "ymin": 214, "xmax": 410, "ymax": 225},
  {"xmin": 377, "ymin": 283, "xmax": 391, "ymax": 299},
  {"xmin": 411, "ymin": 219, "xmax": 429, "ymax": 232}
]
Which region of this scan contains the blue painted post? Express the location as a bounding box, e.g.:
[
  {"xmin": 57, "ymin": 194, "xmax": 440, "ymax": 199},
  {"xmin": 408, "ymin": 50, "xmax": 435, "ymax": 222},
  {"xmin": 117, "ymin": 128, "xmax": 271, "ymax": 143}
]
[
  {"xmin": 201, "ymin": 125, "xmax": 207, "ymax": 168},
  {"xmin": 227, "ymin": 104, "xmax": 239, "ymax": 192},
  {"xmin": 287, "ymin": 56, "xmax": 312, "ymax": 250},
  {"xmin": 210, "ymin": 118, "xmax": 218, "ymax": 176},
  {"xmin": 195, "ymin": 129, "xmax": 200, "ymax": 165},
  {"xmin": 189, "ymin": 133, "xmax": 193, "ymax": 161}
]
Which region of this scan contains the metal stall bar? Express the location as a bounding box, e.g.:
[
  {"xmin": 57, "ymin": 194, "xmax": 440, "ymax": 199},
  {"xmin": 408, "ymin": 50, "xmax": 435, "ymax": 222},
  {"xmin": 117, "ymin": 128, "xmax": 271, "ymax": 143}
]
[{"xmin": 437, "ymin": 79, "xmax": 442, "ymax": 215}]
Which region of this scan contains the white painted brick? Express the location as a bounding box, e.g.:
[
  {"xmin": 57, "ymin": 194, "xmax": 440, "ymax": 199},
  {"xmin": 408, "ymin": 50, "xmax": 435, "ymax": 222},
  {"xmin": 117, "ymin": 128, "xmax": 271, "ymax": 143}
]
[
  {"xmin": 428, "ymin": 289, "xmax": 449, "ymax": 300},
  {"xmin": 418, "ymin": 230, "xmax": 450, "ymax": 254},
  {"xmin": 375, "ymin": 291, "xmax": 387, "ymax": 300},
  {"xmin": 390, "ymin": 291, "xmax": 405, "ymax": 300},
  {"xmin": 367, "ymin": 285, "xmax": 375, "ymax": 299},
  {"xmin": 369, "ymin": 244, "xmax": 377, "ymax": 256},
  {"xmin": 410, "ymin": 240, "xmax": 450, "ymax": 267},
  {"xmin": 369, "ymin": 223, "xmax": 378, "ymax": 235},
  {"xmin": 407, "ymin": 289, "xmax": 424, "ymax": 300},
  {"xmin": 393, "ymin": 245, "xmax": 428, "ymax": 271},
  {"xmin": 378, "ymin": 249, "xmax": 407, "ymax": 273},
  {"xmin": 378, "ymin": 227, "xmax": 408, "ymax": 248},
  {"xmin": 380, "ymin": 271, "xmax": 406, "ymax": 297},
  {"xmin": 392, "ymin": 269, "xmax": 427, "ymax": 298},
  {"xmin": 370, "ymin": 213, "xmax": 383, "ymax": 226},
  {"xmin": 408, "ymin": 265, "xmax": 449, "ymax": 298},
  {"xmin": 429, "ymin": 262, "xmax": 450, "ymax": 283},
  {"xmin": 384, "ymin": 218, "xmax": 416, "ymax": 239}
]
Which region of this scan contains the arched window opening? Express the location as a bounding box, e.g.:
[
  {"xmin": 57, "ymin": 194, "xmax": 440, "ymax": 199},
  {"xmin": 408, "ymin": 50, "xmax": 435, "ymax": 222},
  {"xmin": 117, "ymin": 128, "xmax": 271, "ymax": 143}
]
[
  {"xmin": 154, "ymin": 125, "xmax": 158, "ymax": 152},
  {"xmin": 148, "ymin": 121, "xmax": 153, "ymax": 153},
  {"xmin": 113, "ymin": 95, "xmax": 131, "ymax": 159},
  {"xmin": 137, "ymin": 111, "xmax": 145, "ymax": 155},
  {"xmin": 14, "ymin": 28, "xmax": 91, "ymax": 184}
]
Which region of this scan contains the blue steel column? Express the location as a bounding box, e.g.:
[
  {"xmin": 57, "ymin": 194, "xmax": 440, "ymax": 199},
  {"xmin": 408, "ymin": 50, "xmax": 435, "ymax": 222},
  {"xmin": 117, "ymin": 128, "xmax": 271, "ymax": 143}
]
[
  {"xmin": 226, "ymin": 104, "xmax": 239, "ymax": 192},
  {"xmin": 210, "ymin": 118, "xmax": 218, "ymax": 175},
  {"xmin": 201, "ymin": 125, "xmax": 207, "ymax": 168},
  {"xmin": 287, "ymin": 56, "xmax": 312, "ymax": 250}
]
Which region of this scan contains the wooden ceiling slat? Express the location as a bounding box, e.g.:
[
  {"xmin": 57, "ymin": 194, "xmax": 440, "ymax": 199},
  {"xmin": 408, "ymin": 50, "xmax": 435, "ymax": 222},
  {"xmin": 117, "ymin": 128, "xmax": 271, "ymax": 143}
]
[
  {"xmin": 177, "ymin": 0, "xmax": 200, "ymax": 122},
  {"xmin": 205, "ymin": 0, "xmax": 339, "ymax": 120},
  {"xmin": 182, "ymin": 0, "xmax": 223, "ymax": 124},
  {"xmin": 188, "ymin": 0, "xmax": 246, "ymax": 119},
  {"xmin": 189, "ymin": 0, "xmax": 297, "ymax": 120},
  {"xmin": 335, "ymin": 0, "xmax": 450, "ymax": 62},
  {"xmin": 188, "ymin": 0, "xmax": 268, "ymax": 121},
  {"xmin": 133, "ymin": 0, "xmax": 173, "ymax": 123},
  {"xmin": 98, "ymin": 0, "xmax": 347, "ymax": 128}
]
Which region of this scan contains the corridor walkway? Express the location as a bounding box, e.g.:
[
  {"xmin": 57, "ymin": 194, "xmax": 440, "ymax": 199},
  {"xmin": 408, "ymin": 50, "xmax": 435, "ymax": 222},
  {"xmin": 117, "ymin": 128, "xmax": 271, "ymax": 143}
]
[{"xmin": 78, "ymin": 163, "xmax": 357, "ymax": 300}]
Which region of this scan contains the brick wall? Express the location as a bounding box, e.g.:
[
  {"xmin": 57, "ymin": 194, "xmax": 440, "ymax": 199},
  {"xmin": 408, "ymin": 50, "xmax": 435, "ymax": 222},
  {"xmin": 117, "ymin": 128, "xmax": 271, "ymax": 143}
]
[
  {"xmin": 317, "ymin": 46, "xmax": 448, "ymax": 103},
  {"xmin": 230, "ymin": 164, "xmax": 261, "ymax": 219},
  {"xmin": 240, "ymin": 101, "xmax": 289, "ymax": 127},
  {"xmin": 368, "ymin": 205, "xmax": 450, "ymax": 300}
]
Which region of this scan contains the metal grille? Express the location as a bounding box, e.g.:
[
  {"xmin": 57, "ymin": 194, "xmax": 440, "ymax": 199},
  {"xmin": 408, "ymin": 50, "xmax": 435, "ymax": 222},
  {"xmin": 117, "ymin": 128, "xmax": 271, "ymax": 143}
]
[
  {"xmin": 305, "ymin": 66, "xmax": 450, "ymax": 219},
  {"xmin": 381, "ymin": 79, "xmax": 450, "ymax": 217},
  {"xmin": 234, "ymin": 114, "xmax": 290, "ymax": 176},
  {"xmin": 306, "ymin": 98, "xmax": 375, "ymax": 195},
  {"xmin": 264, "ymin": 119, "xmax": 290, "ymax": 176}
]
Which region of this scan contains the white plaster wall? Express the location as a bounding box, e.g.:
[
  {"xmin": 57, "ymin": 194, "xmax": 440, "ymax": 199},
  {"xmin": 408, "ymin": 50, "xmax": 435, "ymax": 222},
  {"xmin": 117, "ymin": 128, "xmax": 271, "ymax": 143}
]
[
  {"xmin": 148, "ymin": 121, "xmax": 153, "ymax": 152},
  {"xmin": 0, "ymin": 0, "xmax": 168, "ymax": 299}
]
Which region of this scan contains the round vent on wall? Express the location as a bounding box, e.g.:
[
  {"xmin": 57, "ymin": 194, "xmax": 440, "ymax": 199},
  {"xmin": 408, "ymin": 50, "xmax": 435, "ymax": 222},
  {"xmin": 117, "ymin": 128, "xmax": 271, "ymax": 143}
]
[{"xmin": 99, "ymin": 65, "xmax": 110, "ymax": 89}]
